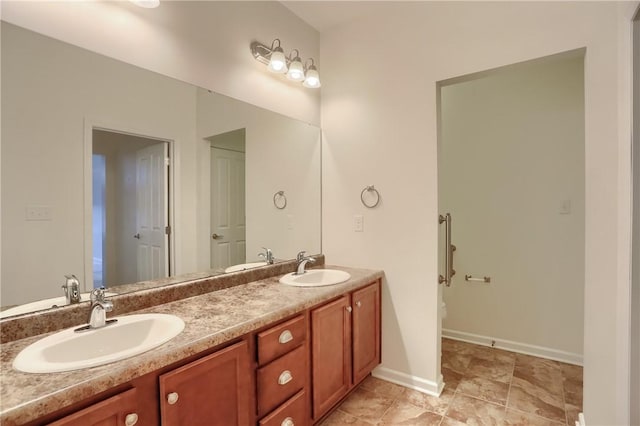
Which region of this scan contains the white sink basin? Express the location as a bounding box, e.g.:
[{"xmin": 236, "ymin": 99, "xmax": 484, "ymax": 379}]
[
  {"xmin": 279, "ymin": 269, "xmax": 351, "ymax": 287},
  {"xmin": 13, "ymin": 313, "xmax": 184, "ymax": 373},
  {"xmin": 0, "ymin": 292, "xmax": 117, "ymax": 319},
  {"xmin": 224, "ymin": 261, "xmax": 268, "ymax": 273}
]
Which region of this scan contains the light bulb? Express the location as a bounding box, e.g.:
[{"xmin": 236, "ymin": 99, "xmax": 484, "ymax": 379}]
[
  {"xmin": 303, "ymin": 67, "xmax": 321, "ymax": 88},
  {"xmin": 287, "ymin": 56, "xmax": 305, "ymax": 82},
  {"xmin": 268, "ymin": 48, "xmax": 287, "ymax": 73}
]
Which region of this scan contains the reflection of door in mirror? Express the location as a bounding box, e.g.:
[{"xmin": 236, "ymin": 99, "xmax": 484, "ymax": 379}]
[
  {"xmin": 209, "ymin": 129, "xmax": 246, "ymax": 270},
  {"xmin": 92, "ymin": 129, "xmax": 171, "ymax": 287}
]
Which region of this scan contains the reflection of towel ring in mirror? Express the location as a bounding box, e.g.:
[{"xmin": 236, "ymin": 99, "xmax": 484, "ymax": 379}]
[
  {"xmin": 361, "ymin": 185, "xmax": 380, "ymax": 208},
  {"xmin": 273, "ymin": 190, "xmax": 287, "ymax": 209}
]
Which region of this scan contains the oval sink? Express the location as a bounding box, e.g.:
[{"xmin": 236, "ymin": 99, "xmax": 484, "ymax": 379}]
[
  {"xmin": 224, "ymin": 261, "xmax": 268, "ymax": 273},
  {"xmin": 279, "ymin": 269, "xmax": 351, "ymax": 287},
  {"xmin": 0, "ymin": 292, "xmax": 117, "ymax": 319},
  {"xmin": 13, "ymin": 313, "xmax": 184, "ymax": 373}
]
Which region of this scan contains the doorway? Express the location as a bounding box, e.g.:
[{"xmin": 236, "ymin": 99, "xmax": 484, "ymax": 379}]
[
  {"xmin": 91, "ymin": 129, "xmax": 171, "ymax": 287},
  {"xmin": 207, "ymin": 129, "xmax": 246, "ymax": 270},
  {"xmin": 437, "ymin": 51, "xmax": 585, "ymax": 364}
]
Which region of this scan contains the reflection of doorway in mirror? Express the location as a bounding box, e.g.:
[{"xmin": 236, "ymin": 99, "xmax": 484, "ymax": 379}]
[
  {"xmin": 92, "ymin": 154, "xmax": 107, "ymax": 287},
  {"xmin": 92, "ymin": 129, "xmax": 171, "ymax": 287},
  {"xmin": 209, "ymin": 129, "xmax": 246, "ymax": 270}
]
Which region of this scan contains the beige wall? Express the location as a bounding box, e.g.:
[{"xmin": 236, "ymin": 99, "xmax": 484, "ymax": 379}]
[
  {"xmin": 320, "ymin": 2, "xmax": 633, "ymax": 423},
  {"xmin": 440, "ymin": 54, "xmax": 585, "ymax": 362}
]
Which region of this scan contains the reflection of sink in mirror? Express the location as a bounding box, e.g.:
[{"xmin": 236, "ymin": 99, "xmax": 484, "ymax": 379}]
[
  {"xmin": 0, "ymin": 292, "xmax": 117, "ymax": 319},
  {"xmin": 13, "ymin": 313, "xmax": 184, "ymax": 373},
  {"xmin": 279, "ymin": 269, "xmax": 351, "ymax": 287},
  {"xmin": 224, "ymin": 262, "xmax": 268, "ymax": 273}
]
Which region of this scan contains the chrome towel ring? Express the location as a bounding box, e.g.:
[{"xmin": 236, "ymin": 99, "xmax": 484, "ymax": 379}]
[
  {"xmin": 360, "ymin": 185, "xmax": 380, "ymax": 208},
  {"xmin": 273, "ymin": 190, "xmax": 287, "ymax": 209}
]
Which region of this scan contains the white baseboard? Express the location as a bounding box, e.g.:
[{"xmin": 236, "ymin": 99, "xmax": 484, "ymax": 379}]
[
  {"xmin": 372, "ymin": 366, "xmax": 444, "ymax": 396},
  {"xmin": 443, "ymin": 328, "xmax": 583, "ymax": 366},
  {"xmin": 576, "ymin": 412, "xmax": 586, "ymax": 426}
]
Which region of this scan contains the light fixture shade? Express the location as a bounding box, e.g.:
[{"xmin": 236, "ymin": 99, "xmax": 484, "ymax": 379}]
[
  {"xmin": 287, "ymin": 56, "xmax": 305, "ymax": 82},
  {"xmin": 268, "ymin": 47, "xmax": 288, "ymax": 73},
  {"xmin": 130, "ymin": 0, "xmax": 160, "ymax": 8},
  {"xmin": 303, "ymin": 66, "xmax": 321, "ymax": 88}
]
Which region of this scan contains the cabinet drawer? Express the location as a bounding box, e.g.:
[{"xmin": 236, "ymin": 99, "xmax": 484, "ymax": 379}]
[
  {"xmin": 257, "ymin": 315, "xmax": 306, "ymax": 365},
  {"xmin": 257, "ymin": 345, "xmax": 307, "ymax": 416},
  {"xmin": 258, "ymin": 390, "xmax": 307, "ymax": 426}
]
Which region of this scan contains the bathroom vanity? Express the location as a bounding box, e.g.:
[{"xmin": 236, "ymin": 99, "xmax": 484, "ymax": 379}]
[{"xmin": 0, "ymin": 264, "xmax": 382, "ymax": 426}]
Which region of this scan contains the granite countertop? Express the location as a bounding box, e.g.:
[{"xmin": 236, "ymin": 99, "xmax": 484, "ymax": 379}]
[{"xmin": 0, "ymin": 265, "xmax": 383, "ymax": 425}]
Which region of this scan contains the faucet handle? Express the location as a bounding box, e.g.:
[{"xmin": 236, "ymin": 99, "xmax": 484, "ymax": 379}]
[
  {"xmin": 296, "ymin": 251, "xmax": 307, "ymax": 262},
  {"xmin": 63, "ymin": 274, "xmax": 79, "ymax": 288},
  {"xmin": 90, "ymin": 287, "xmax": 107, "ymax": 303}
]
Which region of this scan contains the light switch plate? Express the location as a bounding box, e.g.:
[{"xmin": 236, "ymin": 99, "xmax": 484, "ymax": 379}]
[
  {"xmin": 354, "ymin": 215, "xmax": 364, "ymax": 232},
  {"xmin": 26, "ymin": 205, "xmax": 52, "ymax": 221}
]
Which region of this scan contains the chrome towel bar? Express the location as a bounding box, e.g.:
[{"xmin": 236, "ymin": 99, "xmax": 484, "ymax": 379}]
[{"xmin": 465, "ymin": 275, "xmax": 491, "ymax": 283}]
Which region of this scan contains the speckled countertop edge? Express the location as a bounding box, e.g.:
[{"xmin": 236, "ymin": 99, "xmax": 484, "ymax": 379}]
[{"xmin": 0, "ymin": 265, "xmax": 383, "ymax": 425}]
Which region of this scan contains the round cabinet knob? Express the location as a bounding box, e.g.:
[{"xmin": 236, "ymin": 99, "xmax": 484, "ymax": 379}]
[
  {"xmin": 356, "ymin": 301, "xmax": 362, "ymax": 308},
  {"xmin": 125, "ymin": 413, "xmax": 138, "ymax": 426},
  {"xmin": 281, "ymin": 417, "xmax": 295, "ymax": 426},
  {"xmin": 278, "ymin": 370, "xmax": 293, "ymax": 385},
  {"xmin": 279, "ymin": 330, "xmax": 293, "ymax": 344},
  {"xmin": 346, "ymin": 306, "xmax": 353, "ymax": 313},
  {"xmin": 167, "ymin": 392, "xmax": 179, "ymax": 405}
]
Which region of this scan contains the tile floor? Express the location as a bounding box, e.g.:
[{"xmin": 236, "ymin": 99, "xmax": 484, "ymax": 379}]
[{"xmin": 319, "ymin": 338, "xmax": 583, "ymax": 425}]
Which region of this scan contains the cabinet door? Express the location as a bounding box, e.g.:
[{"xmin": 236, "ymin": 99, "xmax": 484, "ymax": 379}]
[
  {"xmin": 311, "ymin": 295, "xmax": 351, "ymax": 421},
  {"xmin": 352, "ymin": 281, "xmax": 381, "ymax": 384},
  {"xmin": 49, "ymin": 388, "xmax": 140, "ymax": 426},
  {"xmin": 159, "ymin": 340, "xmax": 251, "ymax": 426}
]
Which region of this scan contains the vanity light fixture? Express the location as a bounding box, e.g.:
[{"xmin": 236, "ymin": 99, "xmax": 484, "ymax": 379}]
[
  {"xmin": 130, "ymin": 0, "xmax": 160, "ymax": 8},
  {"xmin": 251, "ymin": 39, "xmax": 321, "ymax": 89}
]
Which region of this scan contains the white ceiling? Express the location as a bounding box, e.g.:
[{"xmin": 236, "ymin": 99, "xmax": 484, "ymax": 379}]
[{"xmin": 280, "ymin": 1, "xmax": 375, "ymax": 33}]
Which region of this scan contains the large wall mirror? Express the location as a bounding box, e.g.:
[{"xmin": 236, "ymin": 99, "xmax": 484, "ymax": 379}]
[{"xmin": 0, "ymin": 22, "xmax": 321, "ymax": 317}]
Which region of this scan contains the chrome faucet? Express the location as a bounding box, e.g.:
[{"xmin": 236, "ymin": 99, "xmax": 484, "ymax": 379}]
[
  {"xmin": 87, "ymin": 287, "xmax": 114, "ymax": 330},
  {"xmin": 258, "ymin": 247, "xmax": 274, "ymax": 264},
  {"xmin": 295, "ymin": 251, "xmax": 315, "ymax": 275},
  {"xmin": 62, "ymin": 275, "xmax": 81, "ymax": 304}
]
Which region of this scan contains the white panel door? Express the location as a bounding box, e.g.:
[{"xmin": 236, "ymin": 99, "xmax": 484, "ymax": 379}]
[
  {"xmin": 210, "ymin": 148, "xmax": 245, "ymax": 269},
  {"xmin": 136, "ymin": 143, "xmax": 168, "ymax": 281}
]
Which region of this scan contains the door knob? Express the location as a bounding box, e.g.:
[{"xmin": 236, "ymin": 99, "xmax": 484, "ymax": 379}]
[
  {"xmin": 211, "ymin": 233, "xmax": 224, "ymax": 240},
  {"xmin": 167, "ymin": 392, "xmax": 179, "ymax": 405},
  {"xmin": 125, "ymin": 413, "xmax": 139, "ymax": 426},
  {"xmin": 133, "ymin": 233, "xmax": 141, "ymax": 239}
]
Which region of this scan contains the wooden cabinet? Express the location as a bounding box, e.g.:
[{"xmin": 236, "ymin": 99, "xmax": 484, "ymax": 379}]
[
  {"xmin": 159, "ymin": 340, "xmax": 251, "ymax": 426},
  {"xmin": 311, "ymin": 281, "xmax": 381, "ymax": 421},
  {"xmin": 311, "ymin": 295, "xmax": 351, "ymax": 420},
  {"xmin": 48, "ymin": 388, "xmax": 140, "ymax": 426},
  {"xmin": 352, "ymin": 283, "xmax": 381, "ymax": 384}
]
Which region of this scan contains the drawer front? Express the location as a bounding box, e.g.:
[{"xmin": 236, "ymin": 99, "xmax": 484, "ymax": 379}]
[
  {"xmin": 257, "ymin": 345, "xmax": 307, "ymax": 416},
  {"xmin": 258, "ymin": 315, "xmax": 306, "ymax": 366},
  {"xmin": 258, "ymin": 390, "xmax": 308, "ymax": 426}
]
